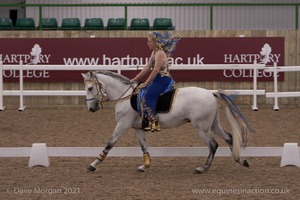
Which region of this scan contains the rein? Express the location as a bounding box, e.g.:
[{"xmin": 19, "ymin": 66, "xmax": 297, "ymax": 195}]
[{"xmin": 84, "ymin": 79, "xmax": 135, "ymax": 107}]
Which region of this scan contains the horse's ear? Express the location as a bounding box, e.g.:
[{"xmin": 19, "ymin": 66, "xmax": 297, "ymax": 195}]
[
  {"xmin": 81, "ymin": 73, "xmax": 88, "ymax": 79},
  {"xmin": 81, "ymin": 71, "xmax": 94, "ymax": 79}
]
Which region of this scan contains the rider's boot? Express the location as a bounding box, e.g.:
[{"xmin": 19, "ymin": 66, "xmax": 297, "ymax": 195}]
[
  {"xmin": 150, "ymin": 116, "xmax": 161, "ymax": 132},
  {"xmin": 142, "ymin": 103, "xmax": 160, "ymax": 132}
]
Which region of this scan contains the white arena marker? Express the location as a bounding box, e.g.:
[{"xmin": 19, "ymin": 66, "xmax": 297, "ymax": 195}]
[
  {"xmin": 28, "ymin": 143, "xmax": 49, "ymax": 167},
  {"xmin": 280, "ymin": 143, "xmax": 300, "ymax": 167}
]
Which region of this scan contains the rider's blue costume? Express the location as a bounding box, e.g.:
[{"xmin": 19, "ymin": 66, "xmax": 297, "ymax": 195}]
[{"xmin": 138, "ymin": 52, "xmax": 174, "ymax": 118}]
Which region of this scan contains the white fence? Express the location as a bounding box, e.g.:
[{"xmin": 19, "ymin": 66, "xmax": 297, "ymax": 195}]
[
  {"xmin": 1, "ymin": 144, "xmax": 300, "ymax": 168},
  {"xmin": 265, "ymin": 64, "xmax": 300, "ymax": 110},
  {"xmin": 0, "ymin": 61, "xmax": 266, "ymax": 111},
  {"xmin": 0, "ymin": 146, "xmax": 292, "ymax": 158},
  {"xmin": 1, "ymin": 61, "xmax": 300, "ymax": 111}
]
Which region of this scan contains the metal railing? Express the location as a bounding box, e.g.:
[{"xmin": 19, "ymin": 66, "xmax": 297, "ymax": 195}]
[{"xmin": 0, "ymin": 3, "xmax": 299, "ymax": 30}]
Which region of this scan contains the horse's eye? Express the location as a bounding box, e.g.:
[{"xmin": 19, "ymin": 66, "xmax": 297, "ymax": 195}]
[{"xmin": 88, "ymin": 87, "xmax": 93, "ymax": 91}]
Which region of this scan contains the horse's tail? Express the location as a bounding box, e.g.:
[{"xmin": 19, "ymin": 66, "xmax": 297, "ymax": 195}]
[{"xmin": 214, "ymin": 90, "xmax": 255, "ymax": 161}]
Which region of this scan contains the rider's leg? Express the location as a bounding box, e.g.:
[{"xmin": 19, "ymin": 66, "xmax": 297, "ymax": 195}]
[
  {"xmin": 142, "ymin": 99, "xmax": 160, "ymax": 132},
  {"xmin": 140, "ymin": 74, "xmax": 173, "ymax": 132}
]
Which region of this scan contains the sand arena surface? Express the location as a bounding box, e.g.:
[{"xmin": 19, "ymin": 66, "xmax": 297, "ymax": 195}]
[{"xmin": 0, "ymin": 106, "xmax": 300, "ymax": 200}]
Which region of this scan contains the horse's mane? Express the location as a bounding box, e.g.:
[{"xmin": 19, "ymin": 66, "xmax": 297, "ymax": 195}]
[{"xmin": 93, "ymin": 70, "xmax": 131, "ymax": 85}]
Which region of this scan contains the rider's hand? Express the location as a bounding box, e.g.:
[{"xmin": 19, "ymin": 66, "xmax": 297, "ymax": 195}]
[{"xmin": 138, "ymin": 82, "xmax": 148, "ymax": 89}]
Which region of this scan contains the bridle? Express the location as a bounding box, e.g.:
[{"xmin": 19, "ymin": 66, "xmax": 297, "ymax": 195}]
[{"xmin": 84, "ymin": 78, "xmax": 135, "ymax": 108}]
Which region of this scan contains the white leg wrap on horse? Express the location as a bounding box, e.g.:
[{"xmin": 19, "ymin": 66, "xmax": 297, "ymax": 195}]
[
  {"xmin": 98, "ymin": 151, "xmax": 108, "ymax": 162},
  {"xmin": 91, "ymin": 159, "xmax": 101, "ymax": 168},
  {"xmin": 90, "ymin": 151, "xmax": 108, "ymax": 167}
]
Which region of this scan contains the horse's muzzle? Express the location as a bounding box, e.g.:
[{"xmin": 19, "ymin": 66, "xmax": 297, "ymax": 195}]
[{"xmin": 88, "ymin": 102, "xmax": 100, "ymax": 112}]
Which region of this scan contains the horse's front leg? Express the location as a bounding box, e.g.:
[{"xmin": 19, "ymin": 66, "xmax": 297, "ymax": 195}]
[
  {"xmin": 135, "ymin": 129, "xmax": 151, "ymax": 172},
  {"xmin": 87, "ymin": 125, "xmax": 127, "ymax": 172},
  {"xmin": 87, "ymin": 103, "xmax": 136, "ymax": 172}
]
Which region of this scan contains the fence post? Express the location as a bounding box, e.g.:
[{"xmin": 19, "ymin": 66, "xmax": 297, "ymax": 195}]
[
  {"xmin": 251, "ymin": 60, "xmax": 258, "ymax": 111},
  {"xmin": 18, "ymin": 61, "xmax": 26, "ymax": 111},
  {"xmin": 0, "ymin": 55, "xmax": 4, "ymax": 111},
  {"xmin": 273, "ymin": 62, "xmax": 279, "ymax": 111},
  {"xmin": 117, "ymin": 63, "xmax": 121, "ymax": 75}
]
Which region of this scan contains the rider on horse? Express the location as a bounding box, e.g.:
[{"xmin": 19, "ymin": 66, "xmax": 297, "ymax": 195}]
[{"xmin": 131, "ymin": 31, "xmax": 180, "ymax": 132}]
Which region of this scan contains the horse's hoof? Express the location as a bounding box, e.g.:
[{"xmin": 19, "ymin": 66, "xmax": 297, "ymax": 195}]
[
  {"xmin": 87, "ymin": 165, "xmax": 96, "ymax": 172},
  {"xmin": 137, "ymin": 165, "xmax": 145, "ymax": 172},
  {"xmin": 137, "ymin": 168, "xmax": 145, "ymax": 172},
  {"xmin": 194, "ymin": 169, "xmax": 203, "ymax": 174},
  {"xmin": 194, "ymin": 167, "xmax": 206, "ymax": 174},
  {"xmin": 243, "ymin": 160, "xmax": 250, "ymax": 168}
]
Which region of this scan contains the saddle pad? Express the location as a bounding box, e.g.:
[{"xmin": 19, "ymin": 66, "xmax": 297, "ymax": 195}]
[{"xmin": 130, "ymin": 89, "xmax": 178, "ymax": 113}]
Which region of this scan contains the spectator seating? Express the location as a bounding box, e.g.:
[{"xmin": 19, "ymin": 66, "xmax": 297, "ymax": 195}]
[
  {"xmin": 60, "ymin": 18, "xmax": 81, "ymax": 30},
  {"xmin": 15, "ymin": 18, "xmax": 35, "ymax": 30},
  {"xmin": 107, "ymin": 18, "xmax": 126, "ymax": 30},
  {"xmin": 40, "ymin": 18, "xmax": 58, "ymax": 30},
  {"xmin": 152, "ymin": 18, "xmax": 174, "ymax": 30},
  {"xmin": 4, "ymin": 17, "xmax": 175, "ymax": 31},
  {"xmin": 84, "ymin": 18, "xmax": 104, "ymax": 30},
  {"xmin": 0, "ymin": 18, "xmax": 13, "ymax": 30},
  {"xmin": 129, "ymin": 18, "xmax": 150, "ymax": 30}
]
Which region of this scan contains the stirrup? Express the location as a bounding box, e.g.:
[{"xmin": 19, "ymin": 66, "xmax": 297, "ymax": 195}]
[
  {"xmin": 143, "ymin": 126, "xmax": 152, "ymax": 131},
  {"xmin": 142, "ymin": 117, "xmax": 151, "ymax": 131}
]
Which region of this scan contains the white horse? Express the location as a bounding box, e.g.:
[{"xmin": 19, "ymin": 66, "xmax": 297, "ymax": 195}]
[{"xmin": 82, "ymin": 70, "xmax": 254, "ymax": 173}]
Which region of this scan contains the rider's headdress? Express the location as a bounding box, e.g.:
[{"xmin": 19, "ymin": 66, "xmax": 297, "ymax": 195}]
[{"xmin": 151, "ymin": 31, "xmax": 181, "ymax": 57}]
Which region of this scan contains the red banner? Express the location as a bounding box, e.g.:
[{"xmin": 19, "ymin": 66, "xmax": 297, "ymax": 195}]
[{"xmin": 0, "ymin": 37, "xmax": 284, "ymax": 82}]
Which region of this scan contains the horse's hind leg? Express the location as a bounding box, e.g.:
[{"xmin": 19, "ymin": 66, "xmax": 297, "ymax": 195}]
[
  {"xmin": 194, "ymin": 130, "xmax": 219, "ymax": 174},
  {"xmin": 135, "ymin": 129, "xmax": 151, "ymax": 172},
  {"xmin": 224, "ymin": 130, "xmax": 249, "ymax": 167},
  {"xmin": 212, "ymin": 118, "xmax": 250, "ymax": 167}
]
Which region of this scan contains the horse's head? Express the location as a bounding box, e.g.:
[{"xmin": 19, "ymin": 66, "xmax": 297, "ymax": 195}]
[
  {"xmin": 82, "ymin": 70, "xmax": 135, "ymax": 112},
  {"xmin": 81, "ymin": 71, "xmax": 104, "ymax": 112}
]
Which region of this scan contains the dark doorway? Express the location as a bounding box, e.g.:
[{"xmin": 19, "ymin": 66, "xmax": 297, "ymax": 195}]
[{"xmin": 10, "ymin": 10, "xmax": 18, "ymax": 26}]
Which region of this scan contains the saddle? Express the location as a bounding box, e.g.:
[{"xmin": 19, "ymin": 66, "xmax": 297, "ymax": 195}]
[{"xmin": 130, "ymin": 88, "xmax": 178, "ymax": 114}]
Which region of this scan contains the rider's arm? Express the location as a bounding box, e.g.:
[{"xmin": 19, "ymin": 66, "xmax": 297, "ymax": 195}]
[
  {"xmin": 131, "ymin": 64, "xmax": 151, "ymax": 82},
  {"xmin": 144, "ymin": 50, "xmax": 165, "ymax": 85},
  {"xmin": 131, "ymin": 53, "xmax": 153, "ymax": 82}
]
